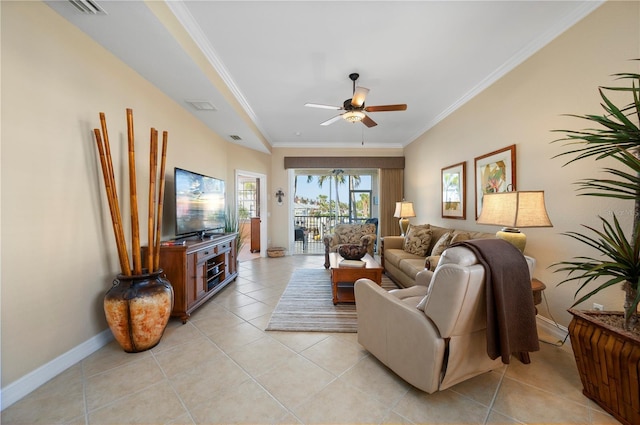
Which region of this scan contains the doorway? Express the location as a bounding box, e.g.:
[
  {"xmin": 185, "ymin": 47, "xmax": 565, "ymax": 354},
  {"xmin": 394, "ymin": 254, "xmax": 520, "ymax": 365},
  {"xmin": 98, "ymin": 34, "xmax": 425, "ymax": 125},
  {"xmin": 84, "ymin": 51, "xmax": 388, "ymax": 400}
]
[
  {"xmin": 291, "ymin": 168, "xmax": 378, "ymax": 255},
  {"xmin": 236, "ymin": 170, "xmax": 267, "ymax": 261}
]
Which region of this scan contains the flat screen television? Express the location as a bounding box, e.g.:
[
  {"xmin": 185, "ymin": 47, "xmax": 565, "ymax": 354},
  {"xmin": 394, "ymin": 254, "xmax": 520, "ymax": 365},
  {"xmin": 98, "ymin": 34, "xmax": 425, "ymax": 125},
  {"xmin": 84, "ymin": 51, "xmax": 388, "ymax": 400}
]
[{"xmin": 174, "ymin": 167, "xmax": 226, "ymax": 237}]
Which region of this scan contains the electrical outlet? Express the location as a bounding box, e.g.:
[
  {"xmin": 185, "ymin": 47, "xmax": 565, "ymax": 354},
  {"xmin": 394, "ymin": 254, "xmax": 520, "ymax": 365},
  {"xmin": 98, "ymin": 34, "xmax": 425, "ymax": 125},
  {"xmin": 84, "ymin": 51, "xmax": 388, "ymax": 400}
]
[{"xmin": 593, "ymin": 303, "xmax": 604, "ymax": 311}]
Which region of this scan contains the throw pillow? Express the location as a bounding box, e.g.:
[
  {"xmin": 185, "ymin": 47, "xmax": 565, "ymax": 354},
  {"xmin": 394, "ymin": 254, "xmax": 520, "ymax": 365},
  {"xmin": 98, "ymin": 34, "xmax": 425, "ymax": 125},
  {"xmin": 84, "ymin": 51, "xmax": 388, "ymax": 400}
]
[
  {"xmin": 431, "ymin": 232, "xmax": 454, "ymax": 256},
  {"xmin": 451, "ymin": 232, "xmax": 470, "ymax": 245},
  {"xmin": 403, "ymin": 224, "xmax": 432, "ymax": 256}
]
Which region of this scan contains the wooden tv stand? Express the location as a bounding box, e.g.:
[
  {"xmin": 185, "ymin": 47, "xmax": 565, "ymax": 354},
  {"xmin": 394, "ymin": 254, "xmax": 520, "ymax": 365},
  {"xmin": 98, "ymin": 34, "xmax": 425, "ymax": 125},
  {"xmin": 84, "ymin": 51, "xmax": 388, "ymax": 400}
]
[{"xmin": 142, "ymin": 233, "xmax": 238, "ymax": 323}]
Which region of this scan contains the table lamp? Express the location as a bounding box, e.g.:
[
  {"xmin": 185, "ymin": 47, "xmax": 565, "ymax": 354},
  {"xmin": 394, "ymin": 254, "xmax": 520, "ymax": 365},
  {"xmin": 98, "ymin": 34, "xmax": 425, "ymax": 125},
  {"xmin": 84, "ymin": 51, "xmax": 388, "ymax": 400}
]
[
  {"xmin": 476, "ymin": 191, "xmax": 552, "ymax": 252},
  {"xmin": 394, "ymin": 201, "xmax": 416, "ymax": 236}
]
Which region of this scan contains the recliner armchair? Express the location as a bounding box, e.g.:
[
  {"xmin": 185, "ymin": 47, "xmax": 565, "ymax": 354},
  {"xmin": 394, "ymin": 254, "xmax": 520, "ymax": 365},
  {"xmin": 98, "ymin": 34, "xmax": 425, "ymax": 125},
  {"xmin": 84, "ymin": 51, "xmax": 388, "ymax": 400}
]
[
  {"xmin": 323, "ymin": 223, "xmax": 377, "ymax": 268},
  {"xmin": 354, "ymin": 245, "xmax": 535, "ymax": 393}
]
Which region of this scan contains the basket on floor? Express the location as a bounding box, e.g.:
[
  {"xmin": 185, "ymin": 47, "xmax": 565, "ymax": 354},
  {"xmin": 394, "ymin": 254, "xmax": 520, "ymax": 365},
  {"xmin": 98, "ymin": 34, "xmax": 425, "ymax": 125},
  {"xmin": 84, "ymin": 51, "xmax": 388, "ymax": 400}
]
[{"xmin": 267, "ymin": 247, "xmax": 285, "ymax": 258}]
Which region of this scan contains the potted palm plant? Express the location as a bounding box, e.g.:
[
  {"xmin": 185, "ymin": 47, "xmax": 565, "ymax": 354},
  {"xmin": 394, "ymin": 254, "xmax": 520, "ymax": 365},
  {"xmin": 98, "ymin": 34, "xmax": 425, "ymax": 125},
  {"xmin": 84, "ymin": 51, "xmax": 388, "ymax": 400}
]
[
  {"xmin": 224, "ymin": 206, "xmax": 246, "ymax": 260},
  {"xmin": 552, "ymin": 64, "xmax": 640, "ymax": 425}
]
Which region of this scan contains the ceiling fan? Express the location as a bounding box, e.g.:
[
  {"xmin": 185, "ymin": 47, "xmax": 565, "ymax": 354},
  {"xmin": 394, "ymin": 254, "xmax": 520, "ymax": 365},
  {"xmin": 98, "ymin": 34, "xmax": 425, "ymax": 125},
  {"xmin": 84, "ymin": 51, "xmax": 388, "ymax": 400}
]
[{"xmin": 305, "ymin": 73, "xmax": 407, "ymax": 128}]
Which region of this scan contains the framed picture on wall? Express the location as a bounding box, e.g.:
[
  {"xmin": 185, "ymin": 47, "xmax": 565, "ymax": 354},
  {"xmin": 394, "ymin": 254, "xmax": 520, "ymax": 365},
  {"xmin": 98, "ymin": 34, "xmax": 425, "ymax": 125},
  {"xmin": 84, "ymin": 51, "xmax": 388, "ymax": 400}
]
[
  {"xmin": 441, "ymin": 162, "xmax": 466, "ymax": 219},
  {"xmin": 474, "ymin": 144, "xmax": 516, "ymax": 219}
]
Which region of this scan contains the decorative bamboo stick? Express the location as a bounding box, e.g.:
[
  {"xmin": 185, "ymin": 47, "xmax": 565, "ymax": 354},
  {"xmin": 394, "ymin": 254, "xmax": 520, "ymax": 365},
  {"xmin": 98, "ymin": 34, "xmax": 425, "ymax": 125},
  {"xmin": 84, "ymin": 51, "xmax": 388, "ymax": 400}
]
[
  {"xmin": 95, "ymin": 109, "xmax": 169, "ymax": 276},
  {"xmin": 126, "ymin": 108, "xmax": 142, "ymax": 274},
  {"xmin": 147, "ymin": 128, "xmax": 158, "ymax": 272},
  {"xmin": 99, "ymin": 113, "xmax": 131, "ymax": 276},
  {"xmin": 154, "ymin": 131, "xmax": 169, "ymax": 271},
  {"xmin": 99, "ymin": 113, "xmax": 116, "ymax": 196},
  {"xmin": 94, "ymin": 128, "xmax": 131, "ymax": 275}
]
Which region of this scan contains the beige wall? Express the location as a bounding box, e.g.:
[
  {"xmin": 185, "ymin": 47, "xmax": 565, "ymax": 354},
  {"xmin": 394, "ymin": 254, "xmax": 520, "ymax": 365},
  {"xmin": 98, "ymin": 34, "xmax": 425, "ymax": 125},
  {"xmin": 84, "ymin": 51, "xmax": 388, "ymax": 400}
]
[
  {"xmin": 269, "ymin": 147, "xmax": 403, "ymax": 250},
  {"xmin": 0, "ymin": 1, "xmax": 268, "ymax": 387},
  {"xmin": 404, "ymin": 0, "xmax": 640, "ymax": 327}
]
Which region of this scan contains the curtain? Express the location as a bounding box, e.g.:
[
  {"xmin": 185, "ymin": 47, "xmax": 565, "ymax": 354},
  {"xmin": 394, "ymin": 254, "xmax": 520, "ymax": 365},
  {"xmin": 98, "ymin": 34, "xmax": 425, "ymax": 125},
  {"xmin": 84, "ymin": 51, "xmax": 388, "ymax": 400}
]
[{"xmin": 380, "ymin": 168, "xmax": 404, "ymax": 237}]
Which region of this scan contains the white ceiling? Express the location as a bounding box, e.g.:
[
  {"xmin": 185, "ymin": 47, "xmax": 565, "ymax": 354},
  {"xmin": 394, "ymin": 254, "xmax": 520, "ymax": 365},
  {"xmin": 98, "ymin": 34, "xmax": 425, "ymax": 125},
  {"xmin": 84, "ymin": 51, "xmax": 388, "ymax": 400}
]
[{"xmin": 45, "ymin": 0, "xmax": 603, "ymax": 154}]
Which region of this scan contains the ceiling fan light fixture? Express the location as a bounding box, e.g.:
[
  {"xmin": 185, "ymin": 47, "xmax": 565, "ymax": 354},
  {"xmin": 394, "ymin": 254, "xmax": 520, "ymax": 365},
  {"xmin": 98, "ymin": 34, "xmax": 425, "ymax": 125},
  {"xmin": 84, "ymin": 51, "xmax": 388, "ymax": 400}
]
[
  {"xmin": 307, "ymin": 73, "xmax": 407, "ymax": 127},
  {"xmin": 343, "ymin": 110, "xmax": 365, "ymax": 123},
  {"xmin": 351, "ymin": 86, "xmax": 369, "ymax": 107}
]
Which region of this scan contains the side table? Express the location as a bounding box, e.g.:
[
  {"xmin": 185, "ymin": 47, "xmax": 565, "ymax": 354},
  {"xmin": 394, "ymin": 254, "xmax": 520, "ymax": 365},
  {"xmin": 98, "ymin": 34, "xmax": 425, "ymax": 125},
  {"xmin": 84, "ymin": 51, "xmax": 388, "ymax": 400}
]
[{"xmin": 531, "ymin": 278, "xmax": 546, "ymax": 314}]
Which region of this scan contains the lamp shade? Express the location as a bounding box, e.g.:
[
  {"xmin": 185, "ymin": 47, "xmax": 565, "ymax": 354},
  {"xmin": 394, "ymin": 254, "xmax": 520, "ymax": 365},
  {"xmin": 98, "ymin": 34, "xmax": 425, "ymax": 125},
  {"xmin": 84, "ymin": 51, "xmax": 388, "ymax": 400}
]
[
  {"xmin": 477, "ymin": 191, "xmax": 552, "ymax": 228},
  {"xmin": 394, "ymin": 201, "xmax": 416, "ymax": 218}
]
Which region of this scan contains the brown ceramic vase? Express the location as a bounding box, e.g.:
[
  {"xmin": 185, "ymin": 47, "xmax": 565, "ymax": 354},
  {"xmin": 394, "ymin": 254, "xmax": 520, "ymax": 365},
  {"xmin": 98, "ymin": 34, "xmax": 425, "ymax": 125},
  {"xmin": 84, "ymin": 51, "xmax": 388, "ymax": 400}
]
[{"xmin": 104, "ymin": 269, "xmax": 173, "ymax": 353}]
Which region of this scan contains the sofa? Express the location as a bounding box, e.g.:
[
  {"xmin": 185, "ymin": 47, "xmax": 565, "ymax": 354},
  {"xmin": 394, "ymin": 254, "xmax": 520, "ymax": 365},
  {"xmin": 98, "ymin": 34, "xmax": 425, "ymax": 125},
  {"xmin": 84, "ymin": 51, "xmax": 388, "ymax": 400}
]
[
  {"xmin": 323, "ymin": 223, "xmax": 377, "ymax": 269},
  {"xmin": 381, "ymin": 224, "xmax": 494, "ymax": 287},
  {"xmin": 355, "ymin": 245, "xmax": 536, "ymax": 393}
]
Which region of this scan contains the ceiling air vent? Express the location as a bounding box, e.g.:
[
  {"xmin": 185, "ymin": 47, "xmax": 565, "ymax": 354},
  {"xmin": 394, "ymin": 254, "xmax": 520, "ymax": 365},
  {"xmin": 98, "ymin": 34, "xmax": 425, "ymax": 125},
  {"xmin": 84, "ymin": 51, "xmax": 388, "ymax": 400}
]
[
  {"xmin": 185, "ymin": 100, "xmax": 217, "ymax": 111},
  {"xmin": 68, "ymin": 0, "xmax": 105, "ymax": 14},
  {"xmin": 229, "ymin": 135, "xmax": 242, "ymax": 141}
]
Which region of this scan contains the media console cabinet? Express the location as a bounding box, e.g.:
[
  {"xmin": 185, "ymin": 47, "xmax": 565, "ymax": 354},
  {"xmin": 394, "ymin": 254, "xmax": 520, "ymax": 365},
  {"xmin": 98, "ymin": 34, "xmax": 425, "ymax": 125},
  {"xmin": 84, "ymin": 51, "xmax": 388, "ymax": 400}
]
[{"xmin": 142, "ymin": 233, "xmax": 238, "ymax": 323}]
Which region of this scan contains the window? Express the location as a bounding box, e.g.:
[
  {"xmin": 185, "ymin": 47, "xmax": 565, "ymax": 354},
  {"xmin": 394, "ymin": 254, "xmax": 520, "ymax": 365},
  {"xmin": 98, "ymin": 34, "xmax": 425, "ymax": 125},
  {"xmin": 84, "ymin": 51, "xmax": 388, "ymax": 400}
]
[
  {"xmin": 237, "ymin": 178, "xmax": 257, "ymax": 219},
  {"xmin": 294, "ymin": 169, "xmax": 375, "ymax": 226}
]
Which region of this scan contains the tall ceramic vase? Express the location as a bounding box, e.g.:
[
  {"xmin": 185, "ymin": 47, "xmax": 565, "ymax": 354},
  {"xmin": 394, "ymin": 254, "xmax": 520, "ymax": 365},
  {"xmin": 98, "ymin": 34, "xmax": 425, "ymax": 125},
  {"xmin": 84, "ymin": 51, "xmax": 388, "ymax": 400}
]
[{"xmin": 104, "ymin": 269, "xmax": 173, "ymax": 353}]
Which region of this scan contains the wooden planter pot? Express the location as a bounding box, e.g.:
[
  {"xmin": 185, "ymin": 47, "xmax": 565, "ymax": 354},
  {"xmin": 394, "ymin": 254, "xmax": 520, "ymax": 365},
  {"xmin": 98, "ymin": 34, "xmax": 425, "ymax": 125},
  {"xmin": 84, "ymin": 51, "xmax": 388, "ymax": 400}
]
[{"xmin": 568, "ymin": 309, "xmax": 640, "ymax": 425}]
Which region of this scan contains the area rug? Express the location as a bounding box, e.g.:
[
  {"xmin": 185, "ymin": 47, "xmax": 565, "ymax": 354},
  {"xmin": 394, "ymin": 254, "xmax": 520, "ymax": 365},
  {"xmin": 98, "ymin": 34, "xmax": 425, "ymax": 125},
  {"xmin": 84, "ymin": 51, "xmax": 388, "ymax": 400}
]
[{"xmin": 265, "ymin": 268, "xmax": 397, "ymax": 333}]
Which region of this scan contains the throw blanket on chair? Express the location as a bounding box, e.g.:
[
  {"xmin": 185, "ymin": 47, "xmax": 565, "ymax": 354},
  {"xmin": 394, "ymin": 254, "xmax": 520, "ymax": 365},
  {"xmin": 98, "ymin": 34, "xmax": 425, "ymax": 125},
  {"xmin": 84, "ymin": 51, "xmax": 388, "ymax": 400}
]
[{"xmin": 454, "ymin": 239, "xmax": 540, "ymax": 363}]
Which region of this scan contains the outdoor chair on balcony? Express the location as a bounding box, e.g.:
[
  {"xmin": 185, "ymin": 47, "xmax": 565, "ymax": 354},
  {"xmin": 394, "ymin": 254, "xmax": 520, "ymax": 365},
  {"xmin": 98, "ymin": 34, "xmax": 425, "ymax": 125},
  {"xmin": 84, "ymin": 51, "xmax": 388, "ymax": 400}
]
[
  {"xmin": 323, "ymin": 222, "xmax": 377, "ymax": 268},
  {"xmin": 295, "ymin": 226, "xmax": 307, "ymax": 251}
]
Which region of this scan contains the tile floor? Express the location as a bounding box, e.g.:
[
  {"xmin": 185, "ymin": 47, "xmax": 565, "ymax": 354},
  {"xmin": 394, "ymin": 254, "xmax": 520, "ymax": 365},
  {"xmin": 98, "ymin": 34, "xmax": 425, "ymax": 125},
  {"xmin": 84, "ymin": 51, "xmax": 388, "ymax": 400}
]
[{"xmin": 2, "ymin": 254, "xmax": 621, "ymax": 424}]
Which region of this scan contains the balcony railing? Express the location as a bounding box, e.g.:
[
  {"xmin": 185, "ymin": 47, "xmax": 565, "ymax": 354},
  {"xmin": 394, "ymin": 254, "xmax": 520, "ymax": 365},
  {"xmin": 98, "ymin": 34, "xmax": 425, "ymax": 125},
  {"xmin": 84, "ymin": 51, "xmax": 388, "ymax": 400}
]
[{"xmin": 294, "ymin": 214, "xmax": 369, "ymax": 237}]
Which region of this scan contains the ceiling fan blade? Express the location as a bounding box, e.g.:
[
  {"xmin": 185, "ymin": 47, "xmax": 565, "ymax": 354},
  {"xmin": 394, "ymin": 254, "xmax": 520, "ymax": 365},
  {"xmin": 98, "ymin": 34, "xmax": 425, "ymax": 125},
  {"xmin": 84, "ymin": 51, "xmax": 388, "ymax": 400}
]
[
  {"xmin": 351, "ymin": 86, "xmax": 370, "ymax": 108},
  {"xmin": 365, "ymin": 104, "xmax": 407, "ymax": 112},
  {"xmin": 361, "ymin": 115, "xmax": 377, "ymax": 128},
  {"xmin": 305, "ymin": 103, "xmax": 342, "ymax": 110},
  {"xmin": 320, "ymin": 115, "xmax": 344, "ymax": 126}
]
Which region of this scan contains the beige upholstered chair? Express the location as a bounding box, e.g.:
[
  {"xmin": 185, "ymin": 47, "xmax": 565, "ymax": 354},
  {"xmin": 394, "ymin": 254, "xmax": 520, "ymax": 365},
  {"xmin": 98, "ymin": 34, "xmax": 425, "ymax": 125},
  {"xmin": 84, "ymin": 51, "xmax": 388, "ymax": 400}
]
[
  {"xmin": 354, "ymin": 245, "xmax": 535, "ymax": 393},
  {"xmin": 323, "ymin": 223, "xmax": 377, "ymax": 268}
]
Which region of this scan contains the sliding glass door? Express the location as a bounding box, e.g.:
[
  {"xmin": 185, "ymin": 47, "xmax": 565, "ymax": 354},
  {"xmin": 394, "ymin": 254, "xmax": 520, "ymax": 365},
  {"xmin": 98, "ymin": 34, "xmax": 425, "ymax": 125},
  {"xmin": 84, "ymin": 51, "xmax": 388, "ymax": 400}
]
[{"xmin": 293, "ymin": 169, "xmax": 377, "ymax": 254}]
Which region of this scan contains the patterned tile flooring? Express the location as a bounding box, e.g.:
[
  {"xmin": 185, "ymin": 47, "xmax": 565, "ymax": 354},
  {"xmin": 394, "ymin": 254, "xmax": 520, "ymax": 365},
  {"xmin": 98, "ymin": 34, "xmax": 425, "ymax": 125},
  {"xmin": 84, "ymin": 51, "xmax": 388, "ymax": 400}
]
[{"xmin": 2, "ymin": 254, "xmax": 620, "ymax": 424}]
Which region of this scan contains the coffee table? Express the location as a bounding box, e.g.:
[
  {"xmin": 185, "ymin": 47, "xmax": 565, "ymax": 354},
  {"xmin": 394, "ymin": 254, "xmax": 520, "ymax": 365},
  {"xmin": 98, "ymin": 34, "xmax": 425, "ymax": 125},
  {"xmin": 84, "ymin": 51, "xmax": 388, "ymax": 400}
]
[{"xmin": 329, "ymin": 253, "xmax": 383, "ymax": 304}]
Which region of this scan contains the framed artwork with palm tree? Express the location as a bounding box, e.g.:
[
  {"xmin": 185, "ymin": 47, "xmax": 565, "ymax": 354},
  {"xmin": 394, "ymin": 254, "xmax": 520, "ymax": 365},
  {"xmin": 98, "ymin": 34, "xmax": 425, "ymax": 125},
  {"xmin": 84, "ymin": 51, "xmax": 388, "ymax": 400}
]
[
  {"xmin": 474, "ymin": 144, "xmax": 516, "ymax": 219},
  {"xmin": 441, "ymin": 162, "xmax": 466, "ymax": 219}
]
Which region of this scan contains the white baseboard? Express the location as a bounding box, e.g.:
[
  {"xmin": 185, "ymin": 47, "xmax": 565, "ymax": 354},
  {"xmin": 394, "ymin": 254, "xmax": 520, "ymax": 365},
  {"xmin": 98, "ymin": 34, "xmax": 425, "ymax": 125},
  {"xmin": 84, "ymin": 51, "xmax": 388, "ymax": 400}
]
[
  {"xmin": 536, "ymin": 314, "xmax": 573, "ymax": 353},
  {"xmin": 0, "ymin": 329, "xmax": 113, "ymax": 411}
]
